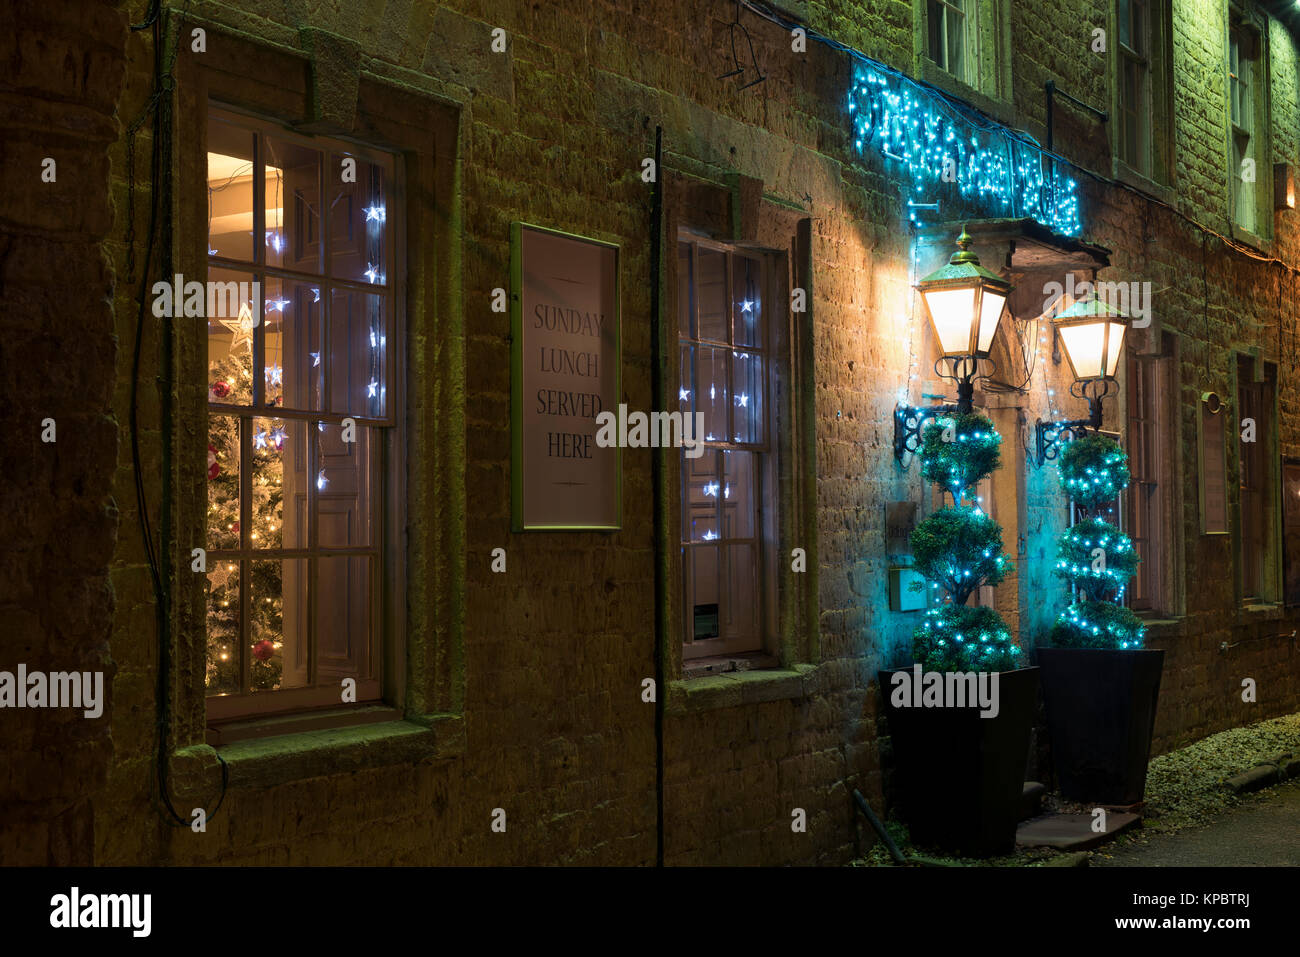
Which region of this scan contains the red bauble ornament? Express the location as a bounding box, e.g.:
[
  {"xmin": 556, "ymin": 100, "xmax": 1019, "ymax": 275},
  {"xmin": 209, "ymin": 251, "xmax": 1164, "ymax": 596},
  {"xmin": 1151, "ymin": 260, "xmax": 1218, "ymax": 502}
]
[
  {"xmin": 207, "ymin": 443, "xmax": 220, "ymax": 480},
  {"xmin": 253, "ymin": 639, "xmax": 275, "ymax": 663},
  {"xmin": 210, "ymin": 380, "xmax": 230, "ymax": 399}
]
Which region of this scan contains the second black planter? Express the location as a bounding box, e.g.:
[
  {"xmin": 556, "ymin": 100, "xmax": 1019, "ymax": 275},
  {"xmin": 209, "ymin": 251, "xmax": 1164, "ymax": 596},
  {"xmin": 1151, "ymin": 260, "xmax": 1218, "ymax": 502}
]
[
  {"xmin": 1037, "ymin": 647, "xmax": 1165, "ymax": 805},
  {"xmin": 879, "ymin": 665, "xmax": 1039, "ymax": 857}
]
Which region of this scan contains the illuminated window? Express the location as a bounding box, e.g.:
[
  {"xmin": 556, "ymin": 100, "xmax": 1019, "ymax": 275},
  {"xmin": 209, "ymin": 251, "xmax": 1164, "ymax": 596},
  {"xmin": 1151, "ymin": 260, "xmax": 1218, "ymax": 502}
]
[
  {"xmin": 678, "ymin": 238, "xmax": 777, "ymax": 658},
  {"xmin": 204, "ymin": 107, "xmax": 396, "ymax": 716}
]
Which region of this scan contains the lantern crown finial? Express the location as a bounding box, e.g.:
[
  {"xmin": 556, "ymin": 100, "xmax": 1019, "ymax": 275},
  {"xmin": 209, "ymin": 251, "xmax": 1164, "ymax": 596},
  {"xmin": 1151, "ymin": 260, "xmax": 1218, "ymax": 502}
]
[{"xmin": 949, "ymin": 226, "xmax": 979, "ymax": 265}]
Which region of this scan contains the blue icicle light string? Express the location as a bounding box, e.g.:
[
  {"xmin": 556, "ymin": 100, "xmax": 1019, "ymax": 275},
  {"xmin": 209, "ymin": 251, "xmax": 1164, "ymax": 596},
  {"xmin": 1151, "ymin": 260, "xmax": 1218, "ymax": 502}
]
[{"xmin": 847, "ymin": 67, "xmax": 1082, "ymax": 236}]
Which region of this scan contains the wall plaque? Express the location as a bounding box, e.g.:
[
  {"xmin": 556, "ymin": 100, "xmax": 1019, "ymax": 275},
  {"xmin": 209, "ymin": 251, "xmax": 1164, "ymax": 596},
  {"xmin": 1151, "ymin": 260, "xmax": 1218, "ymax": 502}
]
[
  {"xmin": 511, "ymin": 223, "xmax": 621, "ymax": 530},
  {"xmin": 1199, "ymin": 391, "xmax": 1228, "ymax": 535},
  {"xmin": 885, "ymin": 501, "xmax": 919, "ymax": 555}
]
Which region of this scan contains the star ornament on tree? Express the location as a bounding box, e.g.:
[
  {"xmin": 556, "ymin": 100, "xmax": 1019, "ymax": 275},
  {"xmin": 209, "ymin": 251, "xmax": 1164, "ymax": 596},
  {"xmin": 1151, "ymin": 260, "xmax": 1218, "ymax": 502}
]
[
  {"xmin": 219, "ymin": 301, "xmax": 257, "ymax": 356},
  {"xmin": 208, "ymin": 561, "xmax": 235, "ymax": 590}
]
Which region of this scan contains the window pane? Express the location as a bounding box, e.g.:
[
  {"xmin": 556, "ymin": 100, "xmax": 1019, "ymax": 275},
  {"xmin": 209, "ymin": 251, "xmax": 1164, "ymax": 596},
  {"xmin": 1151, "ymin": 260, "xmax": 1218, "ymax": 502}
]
[
  {"xmin": 251, "ymin": 416, "xmax": 306, "ymax": 550},
  {"xmin": 684, "ymin": 451, "xmax": 720, "ymax": 542},
  {"xmin": 723, "ymin": 543, "xmax": 758, "ymax": 640},
  {"xmin": 733, "ymin": 351, "xmax": 763, "ymax": 443},
  {"xmin": 316, "ymin": 555, "xmax": 373, "ymax": 681},
  {"xmin": 927, "ymin": 1, "xmax": 945, "ymax": 67},
  {"xmin": 678, "ymin": 342, "xmax": 696, "ymax": 414},
  {"xmin": 678, "ymin": 243, "xmax": 695, "ymax": 337},
  {"xmin": 206, "ymin": 561, "xmax": 240, "ymax": 695},
  {"xmin": 946, "ymin": 7, "xmax": 964, "ymax": 81},
  {"xmin": 262, "ymin": 278, "xmax": 324, "ymax": 412},
  {"xmin": 722, "ymin": 450, "xmax": 756, "ymax": 539},
  {"xmin": 732, "ymin": 255, "xmax": 762, "ymax": 348},
  {"xmin": 329, "ymin": 289, "xmax": 388, "ymax": 417},
  {"xmin": 687, "ymin": 545, "xmax": 720, "ymax": 640},
  {"xmin": 250, "ymin": 558, "xmax": 309, "ymax": 692},
  {"xmin": 315, "ymin": 421, "xmax": 374, "ymax": 548},
  {"xmin": 696, "ymin": 248, "xmax": 728, "ymax": 342},
  {"xmin": 697, "ymin": 345, "xmax": 728, "ymax": 442},
  {"xmin": 328, "ymin": 152, "xmax": 388, "ymax": 286},
  {"xmin": 207, "ymin": 413, "xmax": 241, "ymax": 550},
  {"xmin": 207, "ymin": 119, "xmax": 256, "ymax": 262},
  {"xmin": 207, "ymin": 267, "xmax": 259, "ymax": 406},
  {"xmin": 264, "ymin": 137, "xmax": 323, "ymax": 273}
]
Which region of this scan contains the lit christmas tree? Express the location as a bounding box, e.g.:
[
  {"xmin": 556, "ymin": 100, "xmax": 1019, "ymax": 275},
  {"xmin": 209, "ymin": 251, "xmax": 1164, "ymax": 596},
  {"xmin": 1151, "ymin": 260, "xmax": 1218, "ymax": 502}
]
[{"xmin": 206, "ymin": 346, "xmax": 289, "ymax": 693}]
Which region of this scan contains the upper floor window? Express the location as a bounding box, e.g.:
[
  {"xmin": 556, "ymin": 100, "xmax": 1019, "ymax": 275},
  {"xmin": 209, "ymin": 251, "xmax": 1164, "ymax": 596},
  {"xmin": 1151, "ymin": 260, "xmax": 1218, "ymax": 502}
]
[
  {"xmin": 1228, "ymin": 12, "xmax": 1267, "ymax": 235},
  {"xmin": 204, "ymin": 106, "xmax": 398, "ymax": 718},
  {"xmin": 678, "ymin": 238, "xmax": 780, "ymax": 660},
  {"xmin": 1117, "ymin": 0, "xmax": 1151, "ymax": 175},
  {"xmin": 927, "ymin": 0, "xmax": 978, "ymax": 88}
]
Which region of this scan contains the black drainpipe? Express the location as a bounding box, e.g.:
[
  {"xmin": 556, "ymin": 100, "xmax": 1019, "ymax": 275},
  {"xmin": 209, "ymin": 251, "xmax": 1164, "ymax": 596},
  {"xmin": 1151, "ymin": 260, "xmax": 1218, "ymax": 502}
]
[{"xmin": 650, "ymin": 125, "xmax": 666, "ymax": 867}]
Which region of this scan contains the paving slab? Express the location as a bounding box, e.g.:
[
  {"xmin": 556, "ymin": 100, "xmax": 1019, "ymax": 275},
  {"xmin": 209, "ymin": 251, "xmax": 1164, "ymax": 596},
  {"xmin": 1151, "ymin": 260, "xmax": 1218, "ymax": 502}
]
[{"xmin": 1016, "ymin": 811, "xmax": 1141, "ymax": 851}]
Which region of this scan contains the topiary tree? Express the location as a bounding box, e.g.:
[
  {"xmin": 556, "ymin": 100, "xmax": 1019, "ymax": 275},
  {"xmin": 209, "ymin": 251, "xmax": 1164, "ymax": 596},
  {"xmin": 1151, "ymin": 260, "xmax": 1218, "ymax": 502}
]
[
  {"xmin": 908, "ymin": 414, "xmax": 1022, "ymax": 672},
  {"xmin": 1049, "ymin": 434, "xmax": 1145, "ymax": 649}
]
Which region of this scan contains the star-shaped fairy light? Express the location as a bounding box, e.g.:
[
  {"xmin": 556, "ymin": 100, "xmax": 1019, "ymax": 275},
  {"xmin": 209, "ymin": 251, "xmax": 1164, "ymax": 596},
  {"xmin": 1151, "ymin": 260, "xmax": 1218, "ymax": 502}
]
[{"xmin": 219, "ymin": 301, "xmax": 256, "ymax": 356}]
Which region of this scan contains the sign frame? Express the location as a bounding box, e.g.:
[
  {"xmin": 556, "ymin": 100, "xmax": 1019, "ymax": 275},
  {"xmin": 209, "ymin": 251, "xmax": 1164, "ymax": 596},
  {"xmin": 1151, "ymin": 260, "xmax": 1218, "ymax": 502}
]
[
  {"xmin": 510, "ymin": 221, "xmax": 622, "ymax": 532},
  {"xmin": 1198, "ymin": 390, "xmax": 1229, "ymax": 536}
]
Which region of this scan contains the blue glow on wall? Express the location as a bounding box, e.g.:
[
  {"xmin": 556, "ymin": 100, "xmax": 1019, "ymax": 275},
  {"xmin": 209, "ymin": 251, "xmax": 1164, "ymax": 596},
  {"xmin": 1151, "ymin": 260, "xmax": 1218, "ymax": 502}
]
[{"xmin": 848, "ymin": 67, "xmax": 1082, "ymax": 236}]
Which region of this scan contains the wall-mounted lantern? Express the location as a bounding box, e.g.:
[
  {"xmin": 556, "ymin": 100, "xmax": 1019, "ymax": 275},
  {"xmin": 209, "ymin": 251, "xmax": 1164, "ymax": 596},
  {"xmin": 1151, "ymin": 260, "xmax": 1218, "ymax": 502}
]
[
  {"xmin": 1035, "ymin": 293, "xmax": 1131, "ymax": 464},
  {"xmin": 894, "ymin": 228, "xmax": 1013, "ymax": 461}
]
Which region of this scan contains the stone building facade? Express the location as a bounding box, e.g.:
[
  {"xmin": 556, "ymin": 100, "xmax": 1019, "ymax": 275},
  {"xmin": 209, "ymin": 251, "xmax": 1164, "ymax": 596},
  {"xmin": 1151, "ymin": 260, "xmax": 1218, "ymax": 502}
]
[{"xmin": 4, "ymin": 0, "xmax": 1300, "ymax": 866}]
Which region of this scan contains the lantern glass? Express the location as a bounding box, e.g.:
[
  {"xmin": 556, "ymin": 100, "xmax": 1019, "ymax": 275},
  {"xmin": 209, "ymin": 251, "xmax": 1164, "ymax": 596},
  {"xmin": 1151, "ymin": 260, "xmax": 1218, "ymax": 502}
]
[
  {"xmin": 976, "ymin": 287, "xmax": 1007, "ymax": 356},
  {"xmin": 922, "ymin": 286, "xmax": 980, "ymax": 356},
  {"xmin": 1105, "ymin": 320, "xmax": 1126, "ymax": 377},
  {"xmin": 1058, "ymin": 321, "xmax": 1107, "ymax": 380}
]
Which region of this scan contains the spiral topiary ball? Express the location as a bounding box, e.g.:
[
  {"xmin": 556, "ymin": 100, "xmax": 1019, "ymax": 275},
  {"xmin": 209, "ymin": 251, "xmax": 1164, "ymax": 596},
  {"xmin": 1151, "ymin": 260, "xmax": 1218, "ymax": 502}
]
[
  {"xmin": 1052, "ymin": 517, "xmax": 1140, "ymax": 602},
  {"xmin": 912, "ymin": 603, "xmax": 1024, "ymax": 673},
  {"xmin": 910, "ymin": 506, "xmax": 1012, "ymax": 606},
  {"xmin": 919, "ymin": 412, "xmax": 1002, "ymax": 501},
  {"xmin": 1058, "ymin": 433, "xmax": 1130, "ymax": 511},
  {"xmin": 1048, "ymin": 600, "xmax": 1147, "ymax": 650}
]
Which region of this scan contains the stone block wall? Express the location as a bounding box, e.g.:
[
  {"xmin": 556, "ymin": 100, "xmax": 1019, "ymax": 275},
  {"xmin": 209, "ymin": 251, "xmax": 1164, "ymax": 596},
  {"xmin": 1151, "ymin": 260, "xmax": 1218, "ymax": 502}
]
[{"xmin": 3, "ymin": 0, "xmax": 1300, "ymax": 865}]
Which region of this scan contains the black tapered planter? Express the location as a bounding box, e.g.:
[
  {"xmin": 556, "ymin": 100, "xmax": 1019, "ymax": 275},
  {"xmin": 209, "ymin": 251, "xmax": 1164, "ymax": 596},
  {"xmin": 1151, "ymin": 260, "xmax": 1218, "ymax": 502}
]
[
  {"xmin": 879, "ymin": 666, "xmax": 1039, "ymax": 857},
  {"xmin": 1037, "ymin": 648, "xmax": 1164, "ymax": 805}
]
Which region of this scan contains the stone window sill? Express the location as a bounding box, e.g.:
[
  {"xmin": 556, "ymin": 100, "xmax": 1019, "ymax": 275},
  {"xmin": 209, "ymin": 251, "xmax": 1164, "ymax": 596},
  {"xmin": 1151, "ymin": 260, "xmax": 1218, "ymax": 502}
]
[
  {"xmin": 666, "ymin": 662, "xmax": 822, "ymax": 715},
  {"xmin": 177, "ymin": 713, "xmax": 465, "ymax": 792},
  {"xmin": 915, "ymin": 59, "xmax": 1014, "ymax": 128},
  {"xmin": 1112, "ymin": 159, "xmax": 1177, "ymax": 207},
  {"xmin": 1137, "ymin": 614, "xmax": 1185, "ymax": 639},
  {"xmin": 1230, "ymin": 223, "xmax": 1273, "ymax": 255},
  {"xmin": 1240, "ymin": 602, "xmax": 1284, "ymax": 623}
]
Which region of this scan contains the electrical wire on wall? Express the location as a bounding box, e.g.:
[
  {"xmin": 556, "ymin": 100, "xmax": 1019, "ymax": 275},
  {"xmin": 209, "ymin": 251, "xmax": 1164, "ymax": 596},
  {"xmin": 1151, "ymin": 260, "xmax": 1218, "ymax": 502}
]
[{"xmin": 125, "ymin": 0, "xmax": 228, "ymax": 829}]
